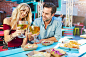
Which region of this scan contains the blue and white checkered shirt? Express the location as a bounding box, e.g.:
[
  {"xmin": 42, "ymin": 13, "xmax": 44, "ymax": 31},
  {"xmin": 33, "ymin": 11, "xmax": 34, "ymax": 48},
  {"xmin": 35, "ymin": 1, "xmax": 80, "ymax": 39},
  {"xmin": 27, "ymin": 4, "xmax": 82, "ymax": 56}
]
[{"xmin": 33, "ymin": 16, "xmax": 62, "ymax": 41}]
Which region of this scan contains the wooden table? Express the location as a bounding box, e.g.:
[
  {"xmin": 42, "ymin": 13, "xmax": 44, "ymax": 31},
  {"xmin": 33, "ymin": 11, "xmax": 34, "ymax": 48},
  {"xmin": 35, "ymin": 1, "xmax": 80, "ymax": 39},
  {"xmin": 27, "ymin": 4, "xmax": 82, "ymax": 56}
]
[{"xmin": 74, "ymin": 24, "xmax": 84, "ymax": 27}]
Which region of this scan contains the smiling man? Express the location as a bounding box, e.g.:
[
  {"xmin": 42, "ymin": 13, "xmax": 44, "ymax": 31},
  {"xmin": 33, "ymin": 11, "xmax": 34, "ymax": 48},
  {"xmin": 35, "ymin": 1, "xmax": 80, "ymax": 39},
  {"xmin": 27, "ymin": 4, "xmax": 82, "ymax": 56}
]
[{"xmin": 32, "ymin": 2, "xmax": 62, "ymax": 43}]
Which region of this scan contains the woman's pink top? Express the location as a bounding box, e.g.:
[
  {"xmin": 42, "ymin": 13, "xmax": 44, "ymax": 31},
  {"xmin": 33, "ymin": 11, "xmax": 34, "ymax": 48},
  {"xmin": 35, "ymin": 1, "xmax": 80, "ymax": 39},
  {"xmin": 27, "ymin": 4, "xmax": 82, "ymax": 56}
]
[{"xmin": 3, "ymin": 24, "xmax": 23, "ymax": 47}]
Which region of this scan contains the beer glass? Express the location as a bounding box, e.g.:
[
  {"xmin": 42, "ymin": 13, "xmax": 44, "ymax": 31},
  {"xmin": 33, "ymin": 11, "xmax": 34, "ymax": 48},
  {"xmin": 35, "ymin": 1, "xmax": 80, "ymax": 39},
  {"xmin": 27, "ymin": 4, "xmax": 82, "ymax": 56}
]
[
  {"xmin": 17, "ymin": 21, "xmax": 28, "ymax": 38},
  {"xmin": 29, "ymin": 25, "xmax": 40, "ymax": 43}
]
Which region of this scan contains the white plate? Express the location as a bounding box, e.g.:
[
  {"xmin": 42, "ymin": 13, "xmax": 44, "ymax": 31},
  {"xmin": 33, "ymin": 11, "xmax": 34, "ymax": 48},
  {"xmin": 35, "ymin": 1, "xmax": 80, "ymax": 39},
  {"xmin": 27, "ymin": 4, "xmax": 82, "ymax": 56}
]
[{"xmin": 59, "ymin": 46, "xmax": 79, "ymax": 51}]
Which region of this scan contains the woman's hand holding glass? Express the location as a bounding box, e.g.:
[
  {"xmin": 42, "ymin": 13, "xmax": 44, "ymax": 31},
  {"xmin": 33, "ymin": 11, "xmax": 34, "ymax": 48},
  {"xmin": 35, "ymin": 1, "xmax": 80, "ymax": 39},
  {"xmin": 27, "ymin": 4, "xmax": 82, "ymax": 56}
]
[
  {"xmin": 29, "ymin": 25, "xmax": 40, "ymax": 44},
  {"xmin": 17, "ymin": 21, "xmax": 28, "ymax": 38},
  {"xmin": 16, "ymin": 27, "xmax": 24, "ymax": 35}
]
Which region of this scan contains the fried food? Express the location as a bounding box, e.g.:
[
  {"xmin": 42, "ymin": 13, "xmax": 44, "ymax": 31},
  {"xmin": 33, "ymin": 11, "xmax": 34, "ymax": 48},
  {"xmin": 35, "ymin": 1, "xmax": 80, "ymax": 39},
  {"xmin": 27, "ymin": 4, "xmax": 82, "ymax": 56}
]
[{"xmin": 63, "ymin": 41, "xmax": 81, "ymax": 49}]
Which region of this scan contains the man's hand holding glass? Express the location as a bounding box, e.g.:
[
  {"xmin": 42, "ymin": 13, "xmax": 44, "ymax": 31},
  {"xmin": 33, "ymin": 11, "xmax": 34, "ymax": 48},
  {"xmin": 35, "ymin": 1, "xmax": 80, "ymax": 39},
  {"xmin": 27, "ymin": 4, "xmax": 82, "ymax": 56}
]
[{"xmin": 28, "ymin": 25, "xmax": 40, "ymax": 44}]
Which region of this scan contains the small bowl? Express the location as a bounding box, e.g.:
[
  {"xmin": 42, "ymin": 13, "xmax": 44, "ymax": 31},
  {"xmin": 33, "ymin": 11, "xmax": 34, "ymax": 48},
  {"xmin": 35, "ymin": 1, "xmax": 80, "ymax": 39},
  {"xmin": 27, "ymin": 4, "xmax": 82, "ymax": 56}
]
[{"xmin": 41, "ymin": 40, "xmax": 54, "ymax": 46}]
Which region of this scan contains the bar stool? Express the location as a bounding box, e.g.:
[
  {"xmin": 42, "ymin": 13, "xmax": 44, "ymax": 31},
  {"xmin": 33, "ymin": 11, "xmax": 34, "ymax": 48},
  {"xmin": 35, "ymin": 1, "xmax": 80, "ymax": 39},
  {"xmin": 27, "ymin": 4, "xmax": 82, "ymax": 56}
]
[
  {"xmin": 0, "ymin": 31, "xmax": 4, "ymax": 46},
  {"xmin": 0, "ymin": 27, "xmax": 8, "ymax": 49},
  {"xmin": 0, "ymin": 26, "xmax": 3, "ymax": 45},
  {"xmin": 62, "ymin": 26, "xmax": 75, "ymax": 39},
  {"xmin": 81, "ymin": 26, "xmax": 85, "ymax": 35},
  {"xmin": 74, "ymin": 28, "xmax": 79, "ymax": 36}
]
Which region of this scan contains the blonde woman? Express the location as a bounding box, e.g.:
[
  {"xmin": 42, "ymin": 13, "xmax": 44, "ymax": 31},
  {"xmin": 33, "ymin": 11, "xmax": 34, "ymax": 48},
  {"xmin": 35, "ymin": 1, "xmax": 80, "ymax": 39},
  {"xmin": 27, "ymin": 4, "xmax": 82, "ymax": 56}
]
[{"xmin": 3, "ymin": 3, "xmax": 32, "ymax": 50}]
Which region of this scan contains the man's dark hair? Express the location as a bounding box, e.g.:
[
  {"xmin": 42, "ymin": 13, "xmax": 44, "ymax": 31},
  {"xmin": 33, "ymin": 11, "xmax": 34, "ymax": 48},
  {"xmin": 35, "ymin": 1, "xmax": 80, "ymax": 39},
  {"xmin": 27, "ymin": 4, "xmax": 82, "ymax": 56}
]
[{"xmin": 43, "ymin": 2, "xmax": 57, "ymax": 15}]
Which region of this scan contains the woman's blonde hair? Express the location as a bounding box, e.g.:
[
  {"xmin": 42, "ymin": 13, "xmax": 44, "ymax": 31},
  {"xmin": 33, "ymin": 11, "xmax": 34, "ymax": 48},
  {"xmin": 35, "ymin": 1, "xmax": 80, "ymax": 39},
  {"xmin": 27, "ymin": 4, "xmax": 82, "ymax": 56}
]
[{"xmin": 11, "ymin": 3, "xmax": 32, "ymax": 29}]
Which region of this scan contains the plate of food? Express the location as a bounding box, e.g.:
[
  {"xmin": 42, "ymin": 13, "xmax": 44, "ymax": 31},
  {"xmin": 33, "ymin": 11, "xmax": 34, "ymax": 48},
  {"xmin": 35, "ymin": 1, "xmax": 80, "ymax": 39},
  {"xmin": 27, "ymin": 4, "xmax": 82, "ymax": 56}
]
[
  {"xmin": 50, "ymin": 48, "xmax": 66, "ymax": 57},
  {"xmin": 26, "ymin": 48, "xmax": 67, "ymax": 57},
  {"xmin": 21, "ymin": 43, "xmax": 38, "ymax": 51},
  {"xmin": 59, "ymin": 40, "xmax": 81, "ymax": 51},
  {"xmin": 26, "ymin": 51, "xmax": 50, "ymax": 57},
  {"xmin": 39, "ymin": 48, "xmax": 67, "ymax": 57},
  {"xmin": 41, "ymin": 40, "xmax": 54, "ymax": 46}
]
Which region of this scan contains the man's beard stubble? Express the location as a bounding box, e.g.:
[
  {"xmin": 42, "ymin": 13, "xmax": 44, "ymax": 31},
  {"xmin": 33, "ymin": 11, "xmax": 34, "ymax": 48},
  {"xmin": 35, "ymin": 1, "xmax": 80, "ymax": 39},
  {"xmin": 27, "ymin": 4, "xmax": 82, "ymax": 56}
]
[{"xmin": 45, "ymin": 19, "xmax": 50, "ymax": 22}]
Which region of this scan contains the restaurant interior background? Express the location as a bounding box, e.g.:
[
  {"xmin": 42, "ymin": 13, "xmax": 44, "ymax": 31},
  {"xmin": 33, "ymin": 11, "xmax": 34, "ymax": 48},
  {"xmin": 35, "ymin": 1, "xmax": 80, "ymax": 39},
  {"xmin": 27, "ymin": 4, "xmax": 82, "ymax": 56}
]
[{"xmin": 0, "ymin": 0, "xmax": 86, "ymax": 27}]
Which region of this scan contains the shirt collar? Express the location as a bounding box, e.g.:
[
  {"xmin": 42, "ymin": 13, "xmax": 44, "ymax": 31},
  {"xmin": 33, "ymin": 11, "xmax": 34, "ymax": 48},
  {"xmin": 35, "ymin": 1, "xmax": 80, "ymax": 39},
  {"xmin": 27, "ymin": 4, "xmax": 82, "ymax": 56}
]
[{"xmin": 41, "ymin": 17, "xmax": 44, "ymax": 25}]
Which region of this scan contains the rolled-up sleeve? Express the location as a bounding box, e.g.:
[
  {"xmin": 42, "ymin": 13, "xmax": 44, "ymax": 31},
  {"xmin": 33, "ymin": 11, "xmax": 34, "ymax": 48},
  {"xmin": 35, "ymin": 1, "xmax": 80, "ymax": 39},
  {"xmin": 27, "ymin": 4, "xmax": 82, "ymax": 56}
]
[{"xmin": 54, "ymin": 20, "xmax": 62, "ymax": 41}]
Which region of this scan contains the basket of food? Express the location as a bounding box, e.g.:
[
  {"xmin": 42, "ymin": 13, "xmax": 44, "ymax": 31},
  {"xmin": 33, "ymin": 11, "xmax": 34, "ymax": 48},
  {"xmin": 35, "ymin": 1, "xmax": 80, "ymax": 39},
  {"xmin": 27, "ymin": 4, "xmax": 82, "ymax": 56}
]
[
  {"xmin": 50, "ymin": 49, "xmax": 66, "ymax": 57},
  {"xmin": 39, "ymin": 48, "xmax": 66, "ymax": 57},
  {"xmin": 41, "ymin": 40, "xmax": 54, "ymax": 46},
  {"xmin": 21, "ymin": 43, "xmax": 38, "ymax": 51}
]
